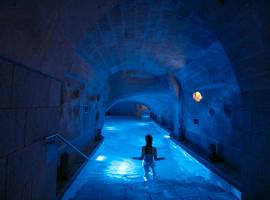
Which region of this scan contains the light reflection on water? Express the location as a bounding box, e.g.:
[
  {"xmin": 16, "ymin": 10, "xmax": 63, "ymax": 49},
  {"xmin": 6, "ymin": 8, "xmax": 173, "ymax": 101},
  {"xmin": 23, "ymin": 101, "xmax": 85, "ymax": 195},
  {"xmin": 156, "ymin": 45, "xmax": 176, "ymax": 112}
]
[
  {"xmin": 105, "ymin": 159, "xmax": 137, "ymax": 180},
  {"xmin": 137, "ymin": 122, "xmax": 149, "ymax": 126},
  {"xmin": 103, "ymin": 126, "xmax": 119, "ymax": 131}
]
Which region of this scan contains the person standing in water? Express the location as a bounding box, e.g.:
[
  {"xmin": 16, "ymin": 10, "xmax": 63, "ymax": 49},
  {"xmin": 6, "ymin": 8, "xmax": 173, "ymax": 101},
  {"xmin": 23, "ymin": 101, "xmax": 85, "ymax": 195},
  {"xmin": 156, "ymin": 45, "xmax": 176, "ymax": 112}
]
[{"xmin": 132, "ymin": 134, "xmax": 165, "ymax": 182}]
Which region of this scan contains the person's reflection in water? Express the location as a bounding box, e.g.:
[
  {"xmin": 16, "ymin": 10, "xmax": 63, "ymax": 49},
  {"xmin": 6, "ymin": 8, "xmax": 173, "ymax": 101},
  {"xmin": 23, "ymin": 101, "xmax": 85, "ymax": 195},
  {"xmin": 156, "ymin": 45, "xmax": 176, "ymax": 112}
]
[{"xmin": 132, "ymin": 134, "xmax": 165, "ymax": 183}]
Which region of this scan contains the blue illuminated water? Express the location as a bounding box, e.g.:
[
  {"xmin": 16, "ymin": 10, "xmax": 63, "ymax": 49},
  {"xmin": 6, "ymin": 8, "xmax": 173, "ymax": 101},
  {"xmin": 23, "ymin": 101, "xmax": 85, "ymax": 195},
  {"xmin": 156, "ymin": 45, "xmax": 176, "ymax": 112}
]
[{"xmin": 62, "ymin": 117, "xmax": 240, "ymax": 200}]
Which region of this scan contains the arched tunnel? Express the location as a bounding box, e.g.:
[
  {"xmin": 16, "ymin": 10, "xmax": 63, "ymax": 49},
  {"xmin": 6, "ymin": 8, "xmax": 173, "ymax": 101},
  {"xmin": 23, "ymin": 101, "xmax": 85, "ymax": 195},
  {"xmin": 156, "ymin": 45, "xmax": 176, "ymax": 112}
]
[{"xmin": 0, "ymin": 0, "xmax": 269, "ymax": 199}]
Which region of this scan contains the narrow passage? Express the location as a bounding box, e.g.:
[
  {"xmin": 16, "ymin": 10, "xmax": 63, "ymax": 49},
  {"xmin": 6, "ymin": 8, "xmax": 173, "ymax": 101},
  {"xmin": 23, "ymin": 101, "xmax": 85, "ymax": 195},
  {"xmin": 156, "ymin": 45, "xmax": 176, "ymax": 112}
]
[{"xmin": 63, "ymin": 117, "xmax": 239, "ymax": 200}]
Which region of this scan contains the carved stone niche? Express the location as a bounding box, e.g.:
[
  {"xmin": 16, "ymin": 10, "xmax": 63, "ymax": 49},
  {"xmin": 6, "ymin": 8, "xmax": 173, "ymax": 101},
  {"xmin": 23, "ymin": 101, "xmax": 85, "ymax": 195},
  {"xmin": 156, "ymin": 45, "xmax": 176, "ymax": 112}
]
[
  {"xmin": 88, "ymin": 95, "xmax": 96, "ymax": 101},
  {"xmin": 84, "ymin": 105, "xmax": 89, "ymax": 113},
  {"xmin": 95, "ymin": 111, "xmax": 100, "ymax": 121},
  {"xmin": 73, "ymin": 106, "xmax": 80, "ymax": 116},
  {"xmin": 193, "ymin": 118, "xmax": 199, "ymax": 125},
  {"xmin": 71, "ymin": 89, "xmax": 80, "ymax": 99},
  {"xmin": 209, "ymin": 108, "xmax": 215, "ymax": 117},
  {"xmin": 96, "ymin": 94, "xmax": 100, "ymax": 101},
  {"xmin": 223, "ymin": 103, "xmax": 233, "ymax": 118}
]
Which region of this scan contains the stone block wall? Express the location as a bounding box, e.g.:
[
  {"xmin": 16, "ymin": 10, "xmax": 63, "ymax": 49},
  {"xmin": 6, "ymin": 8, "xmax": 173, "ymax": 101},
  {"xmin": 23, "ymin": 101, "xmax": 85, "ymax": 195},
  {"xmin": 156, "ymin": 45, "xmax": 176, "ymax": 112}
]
[
  {"xmin": 0, "ymin": 57, "xmax": 61, "ymax": 200},
  {"xmin": 0, "ymin": 57, "xmax": 103, "ymax": 199},
  {"xmin": 59, "ymin": 77, "xmax": 103, "ymax": 144}
]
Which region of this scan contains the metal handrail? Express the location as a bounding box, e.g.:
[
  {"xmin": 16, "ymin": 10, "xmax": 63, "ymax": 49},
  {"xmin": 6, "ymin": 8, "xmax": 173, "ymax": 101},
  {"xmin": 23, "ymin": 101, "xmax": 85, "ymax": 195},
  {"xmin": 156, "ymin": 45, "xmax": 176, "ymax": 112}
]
[{"xmin": 45, "ymin": 134, "xmax": 89, "ymax": 160}]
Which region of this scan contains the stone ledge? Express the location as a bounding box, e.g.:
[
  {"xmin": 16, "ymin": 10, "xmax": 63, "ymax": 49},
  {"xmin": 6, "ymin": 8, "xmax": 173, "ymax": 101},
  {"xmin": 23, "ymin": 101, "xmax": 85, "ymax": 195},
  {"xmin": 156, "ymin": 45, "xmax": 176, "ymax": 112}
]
[
  {"xmin": 56, "ymin": 138, "xmax": 104, "ymax": 200},
  {"xmin": 171, "ymin": 137, "xmax": 241, "ymax": 190}
]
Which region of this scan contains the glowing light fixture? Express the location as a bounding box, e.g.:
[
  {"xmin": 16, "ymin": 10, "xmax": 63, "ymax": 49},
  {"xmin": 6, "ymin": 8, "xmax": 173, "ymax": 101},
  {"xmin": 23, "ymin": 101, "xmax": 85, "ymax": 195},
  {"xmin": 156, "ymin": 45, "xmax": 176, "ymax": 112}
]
[
  {"xmin": 193, "ymin": 91, "xmax": 203, "ymax": 102},
  {"xmin": 96, "ymin": 155, "xmax": 106, "ymax": 161},
  {"xmin": 164, "ymin": 135, "xmax": 170, "ymax": 138}
]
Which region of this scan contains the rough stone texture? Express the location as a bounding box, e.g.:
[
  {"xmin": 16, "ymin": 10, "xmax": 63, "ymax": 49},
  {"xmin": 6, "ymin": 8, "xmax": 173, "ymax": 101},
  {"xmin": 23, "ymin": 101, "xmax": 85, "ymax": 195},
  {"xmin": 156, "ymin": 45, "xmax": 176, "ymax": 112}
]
[
  {"xmin": 0, "ymin": 0, "xmax": 270, "ymax": 199},
  {"xmin": 0, "ymin": 0, "xmax": 120, "ymax": 80},
  {"xmin": 192, "ymin": 2, "xmax": 270, "ymax": 199},
  {"xmin": 59, "ymin": 77, "xmax": 99, "ymax": 141},
  {"xmin": 74, "ymin": 1, "xmax": 242, "ymax": 175}
]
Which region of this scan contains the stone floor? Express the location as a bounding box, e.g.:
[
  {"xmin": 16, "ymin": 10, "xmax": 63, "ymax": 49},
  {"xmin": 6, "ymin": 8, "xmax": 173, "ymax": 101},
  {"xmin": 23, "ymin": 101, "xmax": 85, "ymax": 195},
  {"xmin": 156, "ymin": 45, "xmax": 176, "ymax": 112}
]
[{"xmin": 62, "ymin": 117, "xmax": 239, "ymax": 200}]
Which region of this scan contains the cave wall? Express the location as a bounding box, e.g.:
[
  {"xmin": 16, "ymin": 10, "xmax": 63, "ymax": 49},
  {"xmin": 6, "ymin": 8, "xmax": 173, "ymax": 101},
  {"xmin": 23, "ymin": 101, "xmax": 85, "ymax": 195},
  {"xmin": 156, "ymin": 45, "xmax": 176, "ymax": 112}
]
[
  {"xmin": 183, "ymin": 1, "xmax": 270, "ymax": 198},
  {"xmin": 173, "ymin": 42, "xmax": 242, "ymax": 171},
  {"xmin": 0, "ymin": 0, "xmax": 269, "ymax": 199}
]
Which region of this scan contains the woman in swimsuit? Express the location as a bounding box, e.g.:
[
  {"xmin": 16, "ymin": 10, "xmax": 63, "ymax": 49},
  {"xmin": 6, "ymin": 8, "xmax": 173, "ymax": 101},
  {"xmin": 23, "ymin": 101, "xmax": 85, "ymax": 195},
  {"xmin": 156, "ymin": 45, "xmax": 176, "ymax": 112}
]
[{"xmin": 132, "ymin": 134, "xmax": 165, "ymax": 181}]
